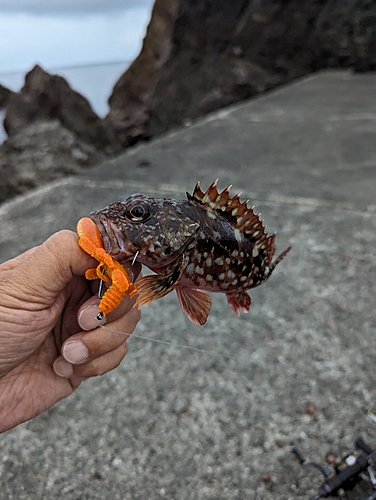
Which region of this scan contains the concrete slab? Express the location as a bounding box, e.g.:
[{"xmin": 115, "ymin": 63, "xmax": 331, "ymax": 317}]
[{"xmin": 1, "ymin": 70, "xmax": 376, "ymax": 500}]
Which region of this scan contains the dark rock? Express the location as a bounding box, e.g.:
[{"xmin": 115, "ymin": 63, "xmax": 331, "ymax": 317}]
[
  {"xmin": 149, "ymin": 0, "xmax": 376, "ymax": 135},
  {"xmin": 0, "ymin": 84, "xmax": 14, "ymax": 109},
  {"xmin": 105, "ymin": 0, "xmax": 179, "ymax": 146},
  {"xmin": 4, "ymin": 65, "xmax": 120, "ymax": 153},
  {"xmin": 108, "ymin": 0, "xmax": 376, "ymax": 139},
  {"xmin": 0, "ymin": 119, "xmax": 104, "ymax": 203}
]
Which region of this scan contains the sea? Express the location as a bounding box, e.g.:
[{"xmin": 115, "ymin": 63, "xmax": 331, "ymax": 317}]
[{"xmin": 0, "ymin": 60, "xmax": 131, "ymax": 143}]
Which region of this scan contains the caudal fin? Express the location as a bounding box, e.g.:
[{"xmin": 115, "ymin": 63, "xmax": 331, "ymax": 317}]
[{"xmin": 270, "ymin": 245, "xmax": 292, "ymax": 271}]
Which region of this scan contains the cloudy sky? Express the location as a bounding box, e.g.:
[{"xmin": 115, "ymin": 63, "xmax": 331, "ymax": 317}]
[{"xmin": 0, "ymin": 0, "xmax": 154, "ymax": 73}]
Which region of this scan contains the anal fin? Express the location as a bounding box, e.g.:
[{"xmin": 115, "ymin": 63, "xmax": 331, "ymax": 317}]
[
  {"xmin": 226, "ymin": 291, "xmax": 251, "ymax": 316},
  {"xmin": 175, "ymin": 286, "xmax": 212, "ymax": 327}
]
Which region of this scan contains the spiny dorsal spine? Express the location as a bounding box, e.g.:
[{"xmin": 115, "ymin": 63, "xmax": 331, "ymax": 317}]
[{"xmin": 188, "ymin": 179, "xmax": 268, "ymax": 235}]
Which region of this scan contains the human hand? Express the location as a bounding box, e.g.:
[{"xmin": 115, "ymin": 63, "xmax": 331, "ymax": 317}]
[{"xmin": 0, "ymin": 230, "xmax": 141, "ymax": 433}]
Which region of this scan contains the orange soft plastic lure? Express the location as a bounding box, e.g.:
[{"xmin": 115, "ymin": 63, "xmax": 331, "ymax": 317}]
[{"xmin": 77, "ymin": 217, "xmax": 138, "ymax": 317}]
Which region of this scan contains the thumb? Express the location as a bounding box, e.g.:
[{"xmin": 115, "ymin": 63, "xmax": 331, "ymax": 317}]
[{"xmin": 3, "ymin": 230, "xmax": 97, "ymax": 307}]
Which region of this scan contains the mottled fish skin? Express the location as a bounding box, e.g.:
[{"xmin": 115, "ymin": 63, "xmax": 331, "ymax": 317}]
[{"xmin": 90, "ymin": 180, "xmax": 291, "ymax": 326}]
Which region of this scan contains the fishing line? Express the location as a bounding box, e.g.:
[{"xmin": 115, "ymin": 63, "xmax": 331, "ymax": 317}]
[{"xmin": 99, "ymin": 324, "xmax": 235, "ymax": 360}]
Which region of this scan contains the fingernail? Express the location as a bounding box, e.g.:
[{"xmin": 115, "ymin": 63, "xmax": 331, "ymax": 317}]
[
  {"xmin": 63, "ymin": 340, "xmax": 89, "ymax": 364},
  {"xmin": 78, "ymin": 304, "xmax": 106, "ymax": 331},
  {"xmin": 53, "ymin": 358, "xmax": 73, "ymax": 378}
]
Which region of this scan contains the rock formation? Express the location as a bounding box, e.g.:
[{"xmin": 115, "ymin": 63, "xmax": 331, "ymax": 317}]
[
  {"xmin": 4, "ymin": 65, "xmax": 120, "ymax": 152},
  {"xmin": 104, "ymin": 0, "xmax": 179, "ymax": 147},
  {"xmin": 108, "ymin": 0, "xmax": 376, "ymax": 140},
  {"xmin": 0, "ymin": 84, "xmax": 13, "ymax": 109},
  {"xmin": 0, "ymin": 119, "xmax": 104, "ymax": 203}
]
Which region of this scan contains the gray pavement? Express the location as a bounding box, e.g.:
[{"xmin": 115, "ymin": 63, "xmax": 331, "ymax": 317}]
[{"xmin": 1, "ymin": 70, "xmax": 376, "ymax": 500}]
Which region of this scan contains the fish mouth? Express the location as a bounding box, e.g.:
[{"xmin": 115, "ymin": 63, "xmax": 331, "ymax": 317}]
[{"xmin": 89, "ymin": 213, "xmax": 133, "ymax": 262}]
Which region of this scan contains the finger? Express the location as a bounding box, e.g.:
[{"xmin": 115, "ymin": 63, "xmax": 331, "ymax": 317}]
[
  {"xmin": 77, "ymin": 296, "xmax": 107, "ymax": 331},
  {"xmin": 77, "ymin": 293, "xmax": 138, "ymax": 331},
  {"xmin": 61, "ymin": 305, "xmax": 140, "ymax": 365},
  {"xmin": 0, "ymin": 246, "xmax": 38, "ymax": 271},
  {"xmin": 53, "ymin": 342, "xmax": 128, "ymax": 379},
  {"xmin": 77, "ymin": 263, "xmax": 142, "ymax": 331}
]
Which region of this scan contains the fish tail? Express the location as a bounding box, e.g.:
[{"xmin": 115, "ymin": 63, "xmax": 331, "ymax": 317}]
[{"xmin": 269, "ymin": 245, "xmax": 292, "ymax": 272}]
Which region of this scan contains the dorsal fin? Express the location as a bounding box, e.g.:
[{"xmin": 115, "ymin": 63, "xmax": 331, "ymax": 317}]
[
  {"xmin": 263, "ymin": 233, "xmax": 276, "ymax": 266},
  {"xmin": 187, "ymin": 180, "xmax": 268, "ymax": 236}
]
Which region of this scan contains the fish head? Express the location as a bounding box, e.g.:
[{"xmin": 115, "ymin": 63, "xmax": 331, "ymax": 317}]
[{"xmin": 90, "ymin": 193, "xmax": 199, "ymax": 268}]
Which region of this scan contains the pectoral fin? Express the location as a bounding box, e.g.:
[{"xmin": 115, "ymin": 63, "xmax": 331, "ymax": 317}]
[
  {"xmin": 175, "ymin": 286, "xmax": 212, "ymax": 326},
  {"xmin": 136, "ymin": 256, "xmax": 185, "ymax": 307}
]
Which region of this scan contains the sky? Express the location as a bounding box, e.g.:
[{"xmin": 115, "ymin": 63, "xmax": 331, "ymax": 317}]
[
  {"xmin": 0, "ymin": 0, "xmax": 155, "ymax": 129},
  {"xmin": 0, "ymin": 0, "xmax": 154, "ymax": 74}
]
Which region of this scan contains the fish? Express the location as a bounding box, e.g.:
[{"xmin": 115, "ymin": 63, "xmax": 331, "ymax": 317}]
[{"xmin": 89, "ymin": 180, "xmax": 291, "ymax": 326}]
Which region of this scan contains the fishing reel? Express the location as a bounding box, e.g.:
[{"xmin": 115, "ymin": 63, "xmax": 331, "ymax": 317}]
[{"xmin": 292, "ymin": 437, "xmax": 376, "ymax": 499}]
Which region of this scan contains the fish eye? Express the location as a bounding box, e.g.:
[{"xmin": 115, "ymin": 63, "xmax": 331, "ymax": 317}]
[{"xmin": 126, "ymin": 203, "xmax": 151, "ymax": 222}]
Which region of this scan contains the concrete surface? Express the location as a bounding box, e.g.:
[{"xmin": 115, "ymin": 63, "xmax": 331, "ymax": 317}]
[{"xmin": 0, "ymin": 70, "xmax": 376, "ymax": 500}]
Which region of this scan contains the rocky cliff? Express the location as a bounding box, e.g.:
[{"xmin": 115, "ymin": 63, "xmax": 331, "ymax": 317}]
[{"xmin": 109, "ymin": 0, "xmax": 376, "ymax": 141}]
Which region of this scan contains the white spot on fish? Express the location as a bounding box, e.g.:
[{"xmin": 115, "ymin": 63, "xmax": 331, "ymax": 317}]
[
  {"xmin": 225, "ymin": 257, "xmax": 231, "ymax": 265},
  {"xmin": 252, "ymin": 247, "xmax": 259, "ymax": 257},
  {"xmin": 215, "ymin": 257, "xmax": 224, "ymax": 266},
  {"xmin": 206, "ymin": 274, "xmax": 213, "ymax": 281},
  {"xmin": 231, "ymin": 279, "xmax": 238, "ymax": 286},
  {"xmin": 240, "ymin": 275, "xmax": 247, "ymax": 281},
  {"xmin": 194, "ymin": 250, "xmax": 202, "ymax": 262},
  {"xmin": 234, "ymin": 229, "xmax": 242, "ymax": 242},
  {"xmin": 195, "ymin": 266, "xmax": 204, "ymax": 275},
  {"xmin": 232, "ymin": 250, "xmax": 239, "ymax": 257},
  {"xmin": 205, "ymin": 257, "xmax": 212, "ymax": 267},
  {"xmin": 218, "ymin": 273, "xmax": 225, "ymax": 280},
  {"xmin": 186, "ymin": 263, "xmax": 195, "ymax": 275},
  {"xmin": 227, "ymin": 270, "xmax": 236, "ymax": 279}
]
